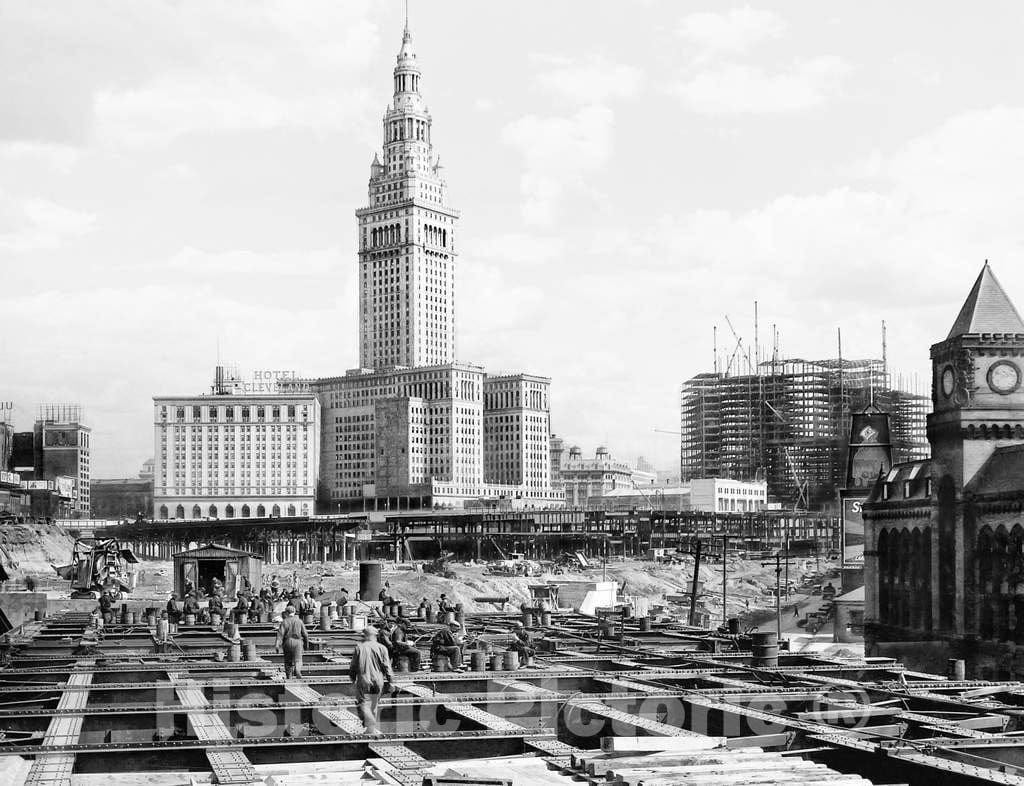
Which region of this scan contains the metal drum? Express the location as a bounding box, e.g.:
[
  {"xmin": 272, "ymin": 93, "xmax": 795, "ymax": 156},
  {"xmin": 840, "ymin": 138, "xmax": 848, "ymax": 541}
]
[
  {"xmin": 522, "ymin": 612, "xmax": 534, "ymax": 628},
  {"xmin": 502, "ymin": 651, "xmax": 520, "ymax": 671},
  {"xmin": 540, "ymin": 612, "xmax": 552, "ymax": 627},
  {"xmin": 728, "ymin": 618, "xmax": 740, "ymax": 635},
  {"xmin": 750, "ymin": 631, "xmax": 779, "ymax": 667},
  {"xmin": 639, "ymin": 616, "xmax": 651, "ymax": 632},
  {"xmin": 432, "ymin": 655, "xmax": 450, "ymax": 672},
  {"xmin": 246, "ymin": 641, "xmax": 258, "ymax": 661},
  {"xmin": 489, "ymin": 654, "xmax": 503, "ymax": 671},
  {"xmin": 320, "ymin": 606, "xmax": 332, "ymax": 631},
  {"xmin": 471, "ymin": 651, "xmax": 488, "ymax": 671},
  {"xmin": 185, "ymin": 614, "xmax": 196, "ymax": 626}
]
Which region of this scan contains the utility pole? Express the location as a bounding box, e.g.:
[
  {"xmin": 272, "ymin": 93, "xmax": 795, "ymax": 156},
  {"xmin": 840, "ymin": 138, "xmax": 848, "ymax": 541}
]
[
  {"xmin": 721, "ymin": 533, "xmax": 729, "ymax": 626},
  {"xmin": 689, "ymin": 539, "xmax": 703, "ymax": 627},
  {"xmin": 762, "ymin": 551, "xmax": 797, "ymax": 640}
]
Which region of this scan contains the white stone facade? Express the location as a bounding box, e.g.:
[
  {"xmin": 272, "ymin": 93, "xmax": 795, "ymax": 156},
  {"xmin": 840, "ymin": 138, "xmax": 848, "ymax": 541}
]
[{"xmin": 152, "ymin": 394, "xmax": 320, "ymax": 520}]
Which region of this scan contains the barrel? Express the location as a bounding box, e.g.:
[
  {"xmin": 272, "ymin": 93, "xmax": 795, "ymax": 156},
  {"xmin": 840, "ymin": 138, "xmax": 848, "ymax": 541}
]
[
  {"xmin": 639, "ymin": 616, "xmax": 651, "ymax": 632},
  {"xmin": 224, "ymin": 622, "xmax": 238, "ymax": 640},
  {"xmin": 471, "ymin": 651, "xmax": 488, "ymax": 672},
  {"xmin": 121, "ymin": 606, "xmax": 129, "ymax": 624},
  {"xmin": 540, "ymin": 612, "xmax": 552, "ymax": 627},
  {"xmin": 246, "ymin": 640, "xmax": 259, "ymax": 661},
  {"xmin": 156, "ymin": 619, "xmax": 169, "ymax": 641},
  {"xmin": 426, "ymin": 608, "xmax": 436, "ymax": 623},
  {"xmin": 502, "ymin": 650, "xmax": 520, "ymax": 671},
  {"xmin": 750, "ymin": 631, "xmax": 779, "ymax": 667},
  {"xmin": 303, "ymin": 613, "xmax": 314, "ymax": 625},
  {"xmin": 185, "ymin": 614, "xmax": 196, "ymax": 626},
  {"xmin": 490, "ymin": 654, "xmax": 503, "ymax": 671},
  {"xmin": 210, "ymin": 613, "xmax": 222, "ymax": 627},
  {"xmin": 147, "ymin": 614, "xmax": 157, "ymax": 628},
  {"xmin": 522, "ymin": 612, "xmax": 534, "ymax": 628},
  {"xmin": 396, "ymin": 603, "xmax": 404, "ymax": 618},
  {"xmin": 432, "ymin": 654, "xmax": 450, "ymax": 672},
  {"xmin": 328, "ymin": 602, "xmax": 339, "ymax": 621},
  {"xmin": 445, "ymin": 611, "xmax": 456, "ymax": 625},
  {"xmin": 33, "ymin": 610, "xmax": 42, "ymax": 622},
  {"xmin": 395, "ymin": 656, "xmax": 409, "ymax": 673},
  {"xmin": 229, "ymin": 642, "xmax": 242, "ymax": 662},
  {"xmin": 728, "ymin": 617, "xmax": 740, "ymax": 635},
  {"xmin": 320, "ymin": 606, "xmax": 332, "ymax": 631},
  {"xmin": 359, "ymin": 561, "xmax": 383, "ymax": 601}
]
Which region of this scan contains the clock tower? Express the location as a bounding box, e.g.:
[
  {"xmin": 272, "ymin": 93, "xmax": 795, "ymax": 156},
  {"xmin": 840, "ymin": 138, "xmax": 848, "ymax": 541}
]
[{"xmin": 929, "ymin": 262, "xmax": 1024, "ymax": 491}]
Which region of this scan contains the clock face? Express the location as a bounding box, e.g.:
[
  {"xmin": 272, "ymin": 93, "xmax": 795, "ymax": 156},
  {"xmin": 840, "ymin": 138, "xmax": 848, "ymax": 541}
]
[
  {"xmin": 988, "ymin": 360, "xmax": 1021, "ymax": 395},
  {"xmin": 941, "ymin": 366, "xmax": 955, "ymax": 398}
]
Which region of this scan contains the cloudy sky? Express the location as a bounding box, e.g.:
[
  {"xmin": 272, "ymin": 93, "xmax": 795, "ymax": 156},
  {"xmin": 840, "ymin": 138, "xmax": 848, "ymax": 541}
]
[{"xmin": 4, "ymin": 1, "xmax": 1024, "ymax": 478}]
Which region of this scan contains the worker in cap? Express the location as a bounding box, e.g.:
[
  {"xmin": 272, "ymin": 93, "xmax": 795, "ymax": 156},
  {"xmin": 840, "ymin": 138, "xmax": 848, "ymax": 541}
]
[
  {"xmin": 275, "ymin": 604, "xmax": 310, "ymax": 679},
  {"xmin": 99, "ymin": 590, "xmax": 114, "ymax": 625},
  {"xmin": 348, "ymin": 626, "xmax": 394, "ymax": 736},
  {"xmin": 431, "ymin": 619, "xmax": 465, "ymax": 671},
  {"xmin": 509, "ymin": 620, "xmax": 535, "ymax": 665},
  {"xmin": 165, "ymin": 593, "xmax": 180, "ymax": 625}
]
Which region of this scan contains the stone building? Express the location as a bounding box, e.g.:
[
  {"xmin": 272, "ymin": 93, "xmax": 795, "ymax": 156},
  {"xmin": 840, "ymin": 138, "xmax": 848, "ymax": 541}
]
[
  {"xmin": 864, "ymin": 263, "xmax": 1024, "ymax": 678},
  {"xmin": 152, "ymin": 375, "xmax": 320, "ymax": 521}
]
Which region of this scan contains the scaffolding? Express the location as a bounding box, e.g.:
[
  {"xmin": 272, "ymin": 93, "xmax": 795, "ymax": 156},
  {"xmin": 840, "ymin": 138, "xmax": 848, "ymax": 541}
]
[{"xmin": 681, "ymin": 358, "xmax": 929, "ymax": 510}]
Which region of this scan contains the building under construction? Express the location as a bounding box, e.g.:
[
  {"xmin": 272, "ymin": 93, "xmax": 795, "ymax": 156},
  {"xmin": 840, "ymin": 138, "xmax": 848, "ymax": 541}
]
[{"xmin": 680, "ymin": 359, "xmax": 929, "ymax": 510}]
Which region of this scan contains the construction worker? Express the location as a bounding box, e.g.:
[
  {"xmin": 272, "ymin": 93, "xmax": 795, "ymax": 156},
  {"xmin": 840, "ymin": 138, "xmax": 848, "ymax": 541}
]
[
  {"xmin": 165, "ymin": 593, "xmax": 180, "ymax": 625},
  {"xmin": 249, "ymin": 593, "xmax": 264, "ymax": 623},
  {"xmin": 338, "ymin": 587, "xmax": 350, "ymax": 615},
  {"xmin": 208, "ymin": 592, "xmax": 225, "ymax": 621},
  {"xmin": 183, "ymin": 592, "xmax": 200, "ymax": 623},
  {"xmin": 348, "ymin": 625, "xmax": 393, "ymax": 736},
  {"xmin": 508, "ymin": 621, "xmax": 534, "ymax": 665},
  {"xmin": 235, "ymin": 592, "xmax": 250, "ymax": 624},
  {"xmin": 390, "ymin": 619, "xmax": 422, "ymax": 671},
  {"xmin": 431, "ymin": 620, "xmax": 465, "ymax": 671},
  {"xmin": 275, "ymin": 604, "xmax": 310, "ymax": 679},
  {"xmin": 437, "ymin": 593, "xmax": 453, "ymax": 615},
  {"xmin": 99, "ymin": 591, "xmax": 114, "ymax": 625},
  {"xmin": 378, "ymin": 581, "xmax": 395, "ymax": 615}
]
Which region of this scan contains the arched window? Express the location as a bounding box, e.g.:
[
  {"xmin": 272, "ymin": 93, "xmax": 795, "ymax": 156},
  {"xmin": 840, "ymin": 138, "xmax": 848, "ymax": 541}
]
[
  {"xmin": 208, "ymin": 505, "xmax": 218, "ymax": 518},
  {"xmin": 225, "ymin": 504, "xmax": 235, "ymax": 519},
  {"xmin": 241, "ymin": 504, "xmax": 250, "ymax": 518},
  {"xmin": 257, "ymin": 504, "xmax": 266, "ymax": 518},
  {"xmin": 301, "ymin": 503, "xmax": 309, "ymax": 516},
  {"xmin": 192, "ymin": 505, "xmax": 201, "ymax": 519},
  {"xmin": 272, "ymin": 504, "xmax": 280, "ymax": 517},
  {"xmin": 287, "ymin": 504, "xmax": 296, "ymax": 517},
  {"xmin": 175, "ymin": 504, "xmax": 185, "ymax": 520},
  {"xmin": 159, "ymin": 505, "xmax": 169, "ymax": 520}
]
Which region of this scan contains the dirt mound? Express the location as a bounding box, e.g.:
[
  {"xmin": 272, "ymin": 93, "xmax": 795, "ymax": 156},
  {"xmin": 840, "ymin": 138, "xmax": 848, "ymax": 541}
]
[{"xmin": 0, "ymin": 520, "xmax": 76, "ymax": 579}]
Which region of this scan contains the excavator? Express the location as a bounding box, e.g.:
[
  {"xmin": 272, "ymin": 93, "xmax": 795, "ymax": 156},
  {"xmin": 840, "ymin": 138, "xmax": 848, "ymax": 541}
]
[{"xmin": 53, "ymin": 538, "xmax": 138, "ymax": 599}]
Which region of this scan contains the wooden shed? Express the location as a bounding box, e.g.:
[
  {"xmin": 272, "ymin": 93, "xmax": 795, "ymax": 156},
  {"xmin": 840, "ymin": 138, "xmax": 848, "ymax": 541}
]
[{"xmin": 172, "ymin": 543, "xmax": 263, "ymax": 599}]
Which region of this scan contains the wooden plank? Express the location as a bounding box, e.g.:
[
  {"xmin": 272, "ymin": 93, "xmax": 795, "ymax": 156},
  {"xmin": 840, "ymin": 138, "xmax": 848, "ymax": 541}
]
[{"xmin": 600, "ymin": 735, "xmax": 726, "ymax": 753}]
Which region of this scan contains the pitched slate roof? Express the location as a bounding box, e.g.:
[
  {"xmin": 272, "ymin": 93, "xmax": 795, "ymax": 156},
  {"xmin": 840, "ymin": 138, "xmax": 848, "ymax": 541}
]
[
  {"xmin": 947, "ymin": 263, "xmax": 1024, "ymax": 339},
  {"xmin": 965, "ymin": 444, "xmax": 1024, "ymax": 496}
]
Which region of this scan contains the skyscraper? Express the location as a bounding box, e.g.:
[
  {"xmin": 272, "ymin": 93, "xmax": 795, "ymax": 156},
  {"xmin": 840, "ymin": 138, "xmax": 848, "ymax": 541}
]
[
  {"xmin": 357, "ymin": 22, "xmax": 457, "ymax": 370},
  {"xmin": 299, "ymin": 21, "xmax": 563, "ymax": 512}
]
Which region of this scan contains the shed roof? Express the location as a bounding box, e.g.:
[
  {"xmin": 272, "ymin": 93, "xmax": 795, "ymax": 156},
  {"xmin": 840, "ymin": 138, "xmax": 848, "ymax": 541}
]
[
  {"xmin": 172, "ymin": 543, "xmax": 262, "ymax": 560},
  {"xmin": 965, "ymin": 444, "xmax": 1024, "ymax": 497}
]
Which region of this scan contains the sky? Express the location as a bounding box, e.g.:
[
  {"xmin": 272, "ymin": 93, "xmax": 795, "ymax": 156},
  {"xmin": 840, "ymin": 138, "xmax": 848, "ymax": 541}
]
[{"xmin": 3, "ymin": 1, "xmax": 1024, "ymax": 479}]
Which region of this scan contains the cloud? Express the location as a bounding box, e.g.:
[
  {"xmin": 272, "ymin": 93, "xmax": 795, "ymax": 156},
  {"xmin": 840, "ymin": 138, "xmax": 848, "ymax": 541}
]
[
  {"xmin": 0, "ymin": 190, "xmax": 95, "ymax": 252},
  {"xmin": 532, "ymin": 54, "xmax": 644, "ymax": 105},
  {"xmin": 673, "ymin": 56, "xmax": 852, "ymax": 114},
  {"xmin": 158, "ymin": 245, "xmax": 341, "ymax": 277},
  {"xmin": 501, "ymin": 105, "xmax": 614, "ymax": 226},
  {"xmin": 0, "ymin": 141, "xmax": 81, "ymax": 173},
  {"xmin": 677, "ymin": 6, "xmax": 787, "ymax": 60}
]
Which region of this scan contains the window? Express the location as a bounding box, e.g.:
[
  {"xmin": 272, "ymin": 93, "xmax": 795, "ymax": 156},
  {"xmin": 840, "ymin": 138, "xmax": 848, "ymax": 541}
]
[
  {"xmin": 226, "ymin": 407, "xmax": 234, "ymax": 422},
  {"xmin": 225, "ymin": 504, "xmax": 235, "ymax": 518},
  {"xmin": 287, "ymin": 504, "xmax": 296, "ymax": 517},
  {"xmin": 191, "ymin": 505, "xmax": 201, "ymax": 518},
  {"xmin": 272, "ymin": 504, "xmax": 280, "ymax": 517},
  {"xmin": 208, "ymin": 504, "xmax": 218, "ymax": 518},
  {"xmin": 192, "ymin": 406, "xmax": 201, "ymax": 420},
  {"xmin": 241, "ymin": 504, "xmax": 250, "ymax": 517},
  {"xmin": 175, "ymin": 504, "xmax": 185, "ymax": 519},
  {"xmin": 159, "ymin": 505, "xmax": 169, "ymax": 520},
  {"xmin": 257, "ymin": 504, "xmax": 266, "ymax": 517},
  {"xmin": 257, "ymin": 407, "xmax": 265, "ymax": 421},
  {"xmin": 209, "ymin": 407, "xmax": 218, "ymax": 422},
  {"xmin": 241, "ymin": 407, "xmax": 250, "ymax": 422},
  {"xmin": 176, "ymin": 407, "xmax": 185, "ymax": 421}
]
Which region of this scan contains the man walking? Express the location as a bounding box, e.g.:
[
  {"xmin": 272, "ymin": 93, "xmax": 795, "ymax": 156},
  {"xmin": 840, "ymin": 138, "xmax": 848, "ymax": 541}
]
[
  {"xmin": 275, "ymin": 604, "xmax": 310, "ymax": 679},
  {"xmin": 348, "ymin": 626, "xmax": 394, "ymax": 736}
]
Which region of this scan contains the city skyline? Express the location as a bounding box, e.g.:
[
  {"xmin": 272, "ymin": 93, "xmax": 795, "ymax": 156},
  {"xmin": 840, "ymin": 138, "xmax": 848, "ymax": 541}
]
[{"xmin": 4, "ymin": 2, "xmax": 1024, "ymax": 478}]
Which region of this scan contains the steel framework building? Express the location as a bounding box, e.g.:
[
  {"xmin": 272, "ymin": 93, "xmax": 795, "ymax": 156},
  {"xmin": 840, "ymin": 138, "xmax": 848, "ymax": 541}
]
[{"xmin": 680, "ymin": 359, "xmax": 929, "ymax": 510}]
